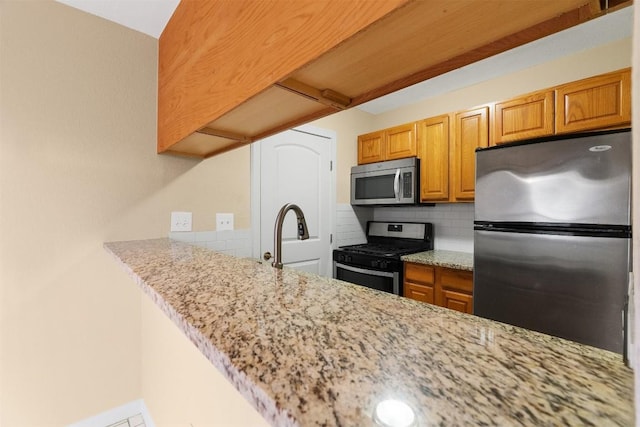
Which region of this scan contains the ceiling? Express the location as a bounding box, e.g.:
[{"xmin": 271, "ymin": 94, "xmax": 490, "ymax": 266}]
[
  {"xmin": 55, "ymin": 0, "xmax": 179, "ymax": 39},
  {"xmin": 55, "ymin": 1, "xmax": 633, "ymax": 115}
]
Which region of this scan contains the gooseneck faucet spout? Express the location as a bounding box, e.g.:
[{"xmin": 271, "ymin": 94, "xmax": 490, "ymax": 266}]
[{"xmin": 272, "ymin": 203, "xmax": 309, "ymax": 269}]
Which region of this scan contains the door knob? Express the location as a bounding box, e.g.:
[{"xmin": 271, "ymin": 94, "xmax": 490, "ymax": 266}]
[{"xmin": 263, "ymin": 251, "xmax": 272, "ymax": 261}]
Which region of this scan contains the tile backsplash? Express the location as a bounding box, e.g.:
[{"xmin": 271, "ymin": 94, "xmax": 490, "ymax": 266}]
[
  {"xmin": 335, "ymin": 204, "xmax": 373, "ymax": 248},
  {"xmin": 171, "ymin": 204, "xmax": 473, "ymax": 258},
  {"xmin": 333, "ymin": 203, "xmax": 474, "ymax": 253},
  {"xmin": 168, "ymin": 229, "xmax": 252, "ymax": 258},
  {"xmin": 373, "ymin": 204, "xmax": 474, "ymax": 253}
]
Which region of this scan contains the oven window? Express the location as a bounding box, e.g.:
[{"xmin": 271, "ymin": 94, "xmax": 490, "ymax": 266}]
[
  {"xmin": 355, "ymin": 174, "xmax": 396, "ymax": 199},
  {"xmin": 336, "ymin": 265, "xmax": 396, "ymax": 294}
]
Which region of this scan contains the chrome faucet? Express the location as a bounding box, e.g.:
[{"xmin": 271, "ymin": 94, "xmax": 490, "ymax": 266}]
[{"xmin": 271, "ymin": 203, "xmax": 309, "ymax": 269}]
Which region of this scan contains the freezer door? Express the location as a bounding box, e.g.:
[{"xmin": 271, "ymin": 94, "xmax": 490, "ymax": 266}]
[
  {"xmin": 474, "ymin": 229, "xmax": 630, "ymax": 353},
  {"xmin": 475, "ymin": 130, "xmax": 631, "ymax": 225}
]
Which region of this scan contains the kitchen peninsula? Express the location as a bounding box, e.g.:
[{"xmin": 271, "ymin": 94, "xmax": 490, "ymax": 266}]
[{"xmin": 105, "ymin": 238, "xmax": 632, "ymax": 426}]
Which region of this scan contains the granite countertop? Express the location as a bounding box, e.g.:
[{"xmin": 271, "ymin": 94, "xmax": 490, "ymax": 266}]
[
  {"xmin": 105, "ymin": 238, "xmax": 632, "ymax": 427},
  {"xmin": 402, "ymin": 250, "xmax": 473, "ymax": 271}
]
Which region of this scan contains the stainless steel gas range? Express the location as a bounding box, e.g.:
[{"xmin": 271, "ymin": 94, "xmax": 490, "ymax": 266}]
[{"xmin": 333, "ymin": 221, "xmax": 434, "ymax": 295}]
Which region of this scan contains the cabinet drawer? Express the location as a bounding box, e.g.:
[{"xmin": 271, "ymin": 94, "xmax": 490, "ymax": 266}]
[
  {"xmin": 439, "ymin": 268, "xmax": 473, "ymax": 293},
  {"xmin": 404, "ymin": 282, "xmax": 435, "ymax": 304},
  {"xmin": 405, "ymin": 263, "xmax": 435, "ymax": 284}
]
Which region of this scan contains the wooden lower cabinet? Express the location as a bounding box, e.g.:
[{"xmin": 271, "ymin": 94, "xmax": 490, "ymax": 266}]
[
  {"xmin": 404, "ymin": 262, "xmax": 473, "ymax": 314},
  {"xmin": 404, "ymin": 263, "xmax": 435, "ymax": 304},
  {"xmin": 437, "ymin": 267, "xmax": 474, "ymax": 314},
  {"xmin": 405, "ymin": 282, "xmax": 435, "ymax": 304}
]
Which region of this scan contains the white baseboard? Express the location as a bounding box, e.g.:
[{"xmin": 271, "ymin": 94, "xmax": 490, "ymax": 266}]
[{"xmin": 67, "ymin": 399, "xmax": 155, "ymax": 427}]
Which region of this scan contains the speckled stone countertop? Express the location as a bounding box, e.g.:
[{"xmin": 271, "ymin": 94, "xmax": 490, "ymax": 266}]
[
  {"xmin": 105, "ymin": 238, "xmax": 632, "ymax": 427},
  {"xmin": 402, "ymin": 250, "xmax": 474, "ymax": 271}
]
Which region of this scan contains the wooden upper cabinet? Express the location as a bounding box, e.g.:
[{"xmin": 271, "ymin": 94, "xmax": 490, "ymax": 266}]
[
  {"xmin": 555, "ymin": 69, "xmax": 631, "ymax": 134},
  {"xmin": 494, "ymin": 91, "xmax": 555, "ymax": 145},
  {"xmin": 158, "ymin": 0, "xmax": 602, "ymax": 158},
  {"xmin": 358, "ymin": 131, "xmax": 386, "ymax": 165},
  {"xmin": 357, "ymin": 123, "xmax": 417, "ymax": 165},
  {"xmin": 417, "ymin": 115, "xmax": 450, "ymax": 202},
  {"xmin": 386, "ymin": 123, "xmax": 417, "ymax": 160},
  {"xmin": 452, "ymin": 107, "xmax": 489, "ymax": 201}
]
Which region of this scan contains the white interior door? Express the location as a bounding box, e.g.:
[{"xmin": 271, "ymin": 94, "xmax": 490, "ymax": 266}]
[{"xmin": 253, "ymin": 127, "xmax": 334, "ymax": 276}]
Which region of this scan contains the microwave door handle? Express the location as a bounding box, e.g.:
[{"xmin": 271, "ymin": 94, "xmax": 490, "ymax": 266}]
[{"xmin": 394, "ymin": 169, "xmax": 400, "ymax": 201}]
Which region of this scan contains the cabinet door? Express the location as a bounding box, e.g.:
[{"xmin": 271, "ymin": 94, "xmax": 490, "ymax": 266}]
[
  {"xmin": 404, "ymin": 263, "xmax": 435, "ymax": 304},
  {"xmin": 357, "ymin": 131, "xmax": 385, "ymax": 164},
  {"xmin": 441, "ymin": 290, "xmax": 473, "ymax": 314},
  {"xmin": 404, "ymin": 282, "xmax": 435, "ymax": 304},
  {"xmin": 385, "ymin": 123, "xmax": 417, "ymax": 160},
  {"xmin": 417, "ymin": 115, "xmax": 449, "ymax": 202},
  {"xmin": 437, "ymin": 268, "xmax": 473, "ymax": 314},
  {"xmin": 555, "ymin": 69, "xmax": 631, "ymax": 134},
  {"xmin": 494, "ymin": 91, "xmax": 554, "ymax": 145},
  {"xmin": 452, "ymin": 107, "xmax": 489, "ymax": 201}
]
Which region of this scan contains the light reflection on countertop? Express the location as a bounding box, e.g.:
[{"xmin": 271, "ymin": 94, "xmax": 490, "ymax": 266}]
[{"xmin": 104, "ymin": 238, "xmax": 632, "ymax": 427}]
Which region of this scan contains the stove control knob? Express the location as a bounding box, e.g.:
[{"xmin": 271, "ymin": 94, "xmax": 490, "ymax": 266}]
[
  {"xmin": 380, "ymin": 260, "xmax": 388, "ymax": 269},
  {"xmin": 337, "ymin": 254, "xmax": 344, "ymax": 262},
  {"xmin": 371, "ymin": 260, "xmax": 379, "ymax": 268},
  {"xmin": 346, "ymin": 256, "xmax": 352, "ymax": 263}
]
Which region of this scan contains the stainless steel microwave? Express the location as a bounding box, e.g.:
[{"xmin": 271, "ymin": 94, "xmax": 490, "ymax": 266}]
[{"xmin": 351, "ymin": 157, "xmax": 419, "ymax": 206}]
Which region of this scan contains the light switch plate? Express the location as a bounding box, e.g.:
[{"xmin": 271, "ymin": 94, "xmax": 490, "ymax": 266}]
[
  {"xmin": 171, "ymin": 211, "xmax": 192, "ymax": 232},
  {"xmin": 216, "ymin": 213, "xmax": 234, "ymax": 231}
]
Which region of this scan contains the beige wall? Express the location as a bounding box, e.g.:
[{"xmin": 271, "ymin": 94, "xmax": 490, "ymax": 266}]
[
  {"xmin": 0, "ymin": 1, "xmax": 633, "ymax": 425},
  {"xmin": 374, "ymin": 37, "xmax": 632, "ymax": 129},
  {"xmin": 311, "ymin": 109, "xmax": 374, "ymax": 204},
  {"xmin": 140, "ymin": 296, "xmax": 268, "ymax": 427},
  {"xmin": 0, "ymin": 1, "xmax": 249, "ymax": 425}
]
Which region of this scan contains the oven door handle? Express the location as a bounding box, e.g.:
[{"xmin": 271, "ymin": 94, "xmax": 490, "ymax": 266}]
[
  {"xmin": 393, "ymin": 168, "xmax": 400, "ymax": 201},
  {"xmin": 334, "ymin": 262, "xmax": 395, "ymax": 278}
]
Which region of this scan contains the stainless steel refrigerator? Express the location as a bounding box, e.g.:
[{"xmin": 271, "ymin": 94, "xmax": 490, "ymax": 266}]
[{"xmin": 473, "ymin": 129, "xmax": 631, "ymax": 354}]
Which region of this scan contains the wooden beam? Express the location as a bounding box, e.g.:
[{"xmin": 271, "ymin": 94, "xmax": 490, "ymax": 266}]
[
  {"xmin": 275, "ymin": 78, "xmax": 351, "ymax": 110},
  {"xmin": 203, "ymin": 141, "xmax": 252, "ymax": 159},
  {"xmin": 196, "ymin": 127, "xmax": 252, "ymax": 143},
  {"xmin": 349, "ymin": 2, "xmax": 606, "ymax": 108}
]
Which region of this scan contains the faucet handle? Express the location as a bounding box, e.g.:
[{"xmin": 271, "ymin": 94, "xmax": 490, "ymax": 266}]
[{"xmin": 263, "ymin": 251, "xmax": 272, "ymax": 261}]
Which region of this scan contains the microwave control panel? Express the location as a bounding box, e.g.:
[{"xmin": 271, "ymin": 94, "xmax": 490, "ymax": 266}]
[{"xmin": 403, "ymin": 172, "xmax": 413, "ymax": 198}]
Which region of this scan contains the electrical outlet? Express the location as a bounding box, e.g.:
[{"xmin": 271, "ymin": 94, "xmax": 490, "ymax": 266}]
[
  {"xmin": 171, "ymin": 211, "xmax": 192, "ymax": 232},
  {"xmin": 216, "ymin": 213, "xmax": 234, "ymax": 231}
]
